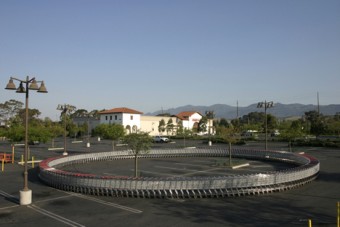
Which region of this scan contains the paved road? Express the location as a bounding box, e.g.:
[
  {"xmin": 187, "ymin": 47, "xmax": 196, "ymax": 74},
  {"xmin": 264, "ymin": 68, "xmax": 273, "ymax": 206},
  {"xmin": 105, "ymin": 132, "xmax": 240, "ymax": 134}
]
[{"xmin": 0, "ymin": 139, "xmax": 339, "ymax": 227}]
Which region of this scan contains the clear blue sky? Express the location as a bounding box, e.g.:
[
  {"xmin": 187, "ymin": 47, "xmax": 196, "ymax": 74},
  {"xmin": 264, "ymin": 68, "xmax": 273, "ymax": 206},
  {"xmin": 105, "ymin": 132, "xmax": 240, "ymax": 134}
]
[{"xmin": 1, "ymin": 0, "xmax": 339, "ymax": 119}]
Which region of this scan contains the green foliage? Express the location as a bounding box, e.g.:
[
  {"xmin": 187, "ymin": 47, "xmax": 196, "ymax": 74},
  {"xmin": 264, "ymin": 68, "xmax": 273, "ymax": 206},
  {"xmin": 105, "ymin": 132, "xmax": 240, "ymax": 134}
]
[
  {"xmin": 4, "ymin": 123, "xmax": 52, "ymax": 143},
  {"xmin": 71, "ymin": 109, "xmax": 89, "ymax": 118},
  {"xmin": 292, "ymin": 139, "xmax": 340, "ymax": 148},
  {"xmin": 123, "ymin": 132, "xmax": 152, "ymax": 177},
  {"xmin": 29, "ymin": 125, "xmax": 51, "ymax": 143},
  {"xmin": 0, "ymin": 99, "xmax": 23, "ymax": 122},
  {"xmin": 176, "ymin": 120, "xmax": 183, "ymax": 134},
  {"xmin": 198, "ymin": 116, "xmax": 207, "ymax": 132},
  {"xmin": 158, "ymin": 119, "xmax": 166, "ymax": 133},
  {"xmin": 123, "ymin": 132, "xmax": 152, "ymax": 156},
  {"xmin": 216, "ymin": 118, "xmax": 229, "ymax": 128},
  {"xmin": 176, "ymin": 128, "xmax": 193, "ymax": 138},
  {"xmin": 304, "ymin": 111, "xmax": 327, "ymax": 136},
  {"xmin": 166, "ymin": 118, "xmax": 175, "ymax": 135},
  {"xmin": 239, "ymin": 112, "xmax": 278, "ymax": 133},
  {"xmin": 93, "ymin": 124, "xmax": 125, "ymax": 140},
  {"xmin": 216, "ymin": 126, "xmax": 240, "ymax": 144},
  {"xmin": 240, "ymin": 112, "xmax": 264, "ymax": 124},
  {"xmin": 5, "ymin": 125, "xmax": 25, "ymax": 142},
  {"xmin": 279, "ymin": 120, "xmax": 305, "ymax": 141}
]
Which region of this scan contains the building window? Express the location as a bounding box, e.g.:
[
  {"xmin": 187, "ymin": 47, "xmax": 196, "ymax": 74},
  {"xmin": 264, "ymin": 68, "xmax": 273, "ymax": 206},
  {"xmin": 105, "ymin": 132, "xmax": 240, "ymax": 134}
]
[
  {"xmin": 110, "ymin": 116, "xmax": 112, "ymax": 120},
  {"xmin": 130, "ymin": 115, "xmax": 133, "ymax": 120},
  {"xmin": 115, "ymin": 115, "xmax": 117, "ymax": 120},
  {"xmin": 105, "ymin": 116, "xmax": 108, "ymax": 121}
]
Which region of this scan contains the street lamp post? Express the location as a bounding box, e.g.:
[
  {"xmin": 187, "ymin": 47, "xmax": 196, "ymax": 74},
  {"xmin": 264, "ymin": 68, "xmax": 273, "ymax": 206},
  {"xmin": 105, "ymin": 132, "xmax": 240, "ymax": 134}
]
[
  {"xmin": 257, "ymin": 101, "xmax": 274, "ymax": 150},
  {"xmin": 5, "ymin": 76, "xmax": 47, "ymax": 205},
  {"xmin": 57, "ymin": 104, "xmax": 75, "ymax": 156}
]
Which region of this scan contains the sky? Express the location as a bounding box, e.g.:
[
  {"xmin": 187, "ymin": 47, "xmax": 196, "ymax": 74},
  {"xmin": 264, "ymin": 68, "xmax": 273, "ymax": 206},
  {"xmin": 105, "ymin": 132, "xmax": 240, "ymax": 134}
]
[{"xmin": 1, "ymin": 0, "xmax": 339, "ymax": 120}]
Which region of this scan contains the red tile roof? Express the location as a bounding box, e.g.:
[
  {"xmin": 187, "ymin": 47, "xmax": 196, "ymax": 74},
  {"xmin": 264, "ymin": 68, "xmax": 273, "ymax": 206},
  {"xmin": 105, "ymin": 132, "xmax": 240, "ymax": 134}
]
[
  {"xmin": 176, "ymin": 111, "xmax": 202, "ymax": 120},
  {"xmin": 99, "ymin": 107, "xmax": 143, "ymax": 115}
]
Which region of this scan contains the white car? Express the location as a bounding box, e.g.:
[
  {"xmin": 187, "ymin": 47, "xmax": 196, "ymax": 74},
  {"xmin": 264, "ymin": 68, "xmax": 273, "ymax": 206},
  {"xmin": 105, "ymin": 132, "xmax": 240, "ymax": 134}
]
[{"xmin": 153, "ymin": 136, "xmax": 169, "ymax": 143}]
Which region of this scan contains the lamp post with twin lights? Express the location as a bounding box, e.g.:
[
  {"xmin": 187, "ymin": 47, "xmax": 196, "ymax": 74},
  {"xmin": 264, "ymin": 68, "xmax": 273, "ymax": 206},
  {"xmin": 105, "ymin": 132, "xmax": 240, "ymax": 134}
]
[
  {"xmin": 257, "ymin": 101, "xmax": 274, "ymax": 150},
  {"xmin": 5, "ymin": 76, "xmax": 47, "ymax": 205}
]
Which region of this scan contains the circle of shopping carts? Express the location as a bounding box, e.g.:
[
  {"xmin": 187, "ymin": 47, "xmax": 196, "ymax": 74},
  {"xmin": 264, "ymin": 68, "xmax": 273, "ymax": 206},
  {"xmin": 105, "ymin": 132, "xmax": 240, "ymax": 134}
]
[{"xmin": 39, "ymin": 148, "xmax": 319, "ymax": 198}]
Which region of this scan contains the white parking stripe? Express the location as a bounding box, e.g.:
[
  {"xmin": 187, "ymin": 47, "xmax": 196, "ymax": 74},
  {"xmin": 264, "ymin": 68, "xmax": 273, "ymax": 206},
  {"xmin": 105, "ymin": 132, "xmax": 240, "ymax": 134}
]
[
  {"xmin": 0, "ymin": 189, "xmax": 19, "ymax": 204},
  {"xmin": 28, "ymin": 204, "xmax": 86, "ymax": 227},
  {"xmin": 34, "ymin": 195, "xmax": 74, "ymax": 203},
  {"xmin": 66, "ymin": 192, "xmax": 143, "ymax": 214}
]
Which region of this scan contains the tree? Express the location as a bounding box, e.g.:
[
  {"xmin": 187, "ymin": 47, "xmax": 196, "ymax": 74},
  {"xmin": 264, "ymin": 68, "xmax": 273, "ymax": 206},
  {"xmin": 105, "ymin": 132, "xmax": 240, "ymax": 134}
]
[
  {"xmin": 279, "ymin": 120, "xmax": 305, "ymax": 152},
  {"xmin": 216, "ymin": 118, "xmax": 229, "ymax": 128},
  {"xmin": 198, "ymin": 116, "xmax": 208, "ymax": 133},
  {"xmin": 158, "ymin": 119, "xmax": 166, "ymax": 134},
  {"xmin": 266, "ymin": 114, "xmax": 278, "ymax": 131},
  {"xmin": 5, "ymin": 121, "xmax": 52, "ymax": 144},
  {"xmin": 166, "ymin": 118, "xmax": 175, "ymax": 135},
  {"xmin": 216, "ymin": 126, "xmax": 240, "ymax": 167},
  {"xmin": 93, "ymin": 124, "xmax": 125, "ymax": 150},
  {"xmin": 123, "ymin": 132, "xmax": 152, "ymax": 177},
  {"xmin": 177, "ymin": 120, "xmax": 183, "ymax": 135},
  {"xmin": 5, "ymin": 124, "xmax": 25, "ymax": 142},
  {"xmin": 326, "ymin": 116, "xmax": 340, "ymax": 136},
  {"xmin": 71, "ymin": 109, "xmax": 88, "ymax": 118},
  {"xmin": 3, "ymin": 104, "xmax": 54, "ymax": 144},
  {"xmin": 240, "ymin": 112, "xmax": 264, "ymax": 125},
  {"xmin": 0, "ymin": 99, "xmax": 23, "ymax": 121},
  {"xmin": 45, "ymin": 120, "xmax": 64, "ymax": 147},
  {"xmin": 304, "ymin": 111, "xmax": 326, "ymax": 136},
  {"xmin": 29, "ymin": 125, "xmax": 51, "ymax": 143}
]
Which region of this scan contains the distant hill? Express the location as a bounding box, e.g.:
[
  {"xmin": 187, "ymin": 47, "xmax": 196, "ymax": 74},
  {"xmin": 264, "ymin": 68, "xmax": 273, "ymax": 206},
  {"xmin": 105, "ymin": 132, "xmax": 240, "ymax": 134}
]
[{"xmin": 145, "ymin": 103, "xmax": 340, "ymax": 119}]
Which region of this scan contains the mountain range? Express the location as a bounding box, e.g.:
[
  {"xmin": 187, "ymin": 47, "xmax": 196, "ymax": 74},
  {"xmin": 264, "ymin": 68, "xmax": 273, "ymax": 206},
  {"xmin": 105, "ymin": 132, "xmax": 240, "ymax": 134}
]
[{"xmin": 146, "ymin": 103, "xmax": 340, "ymax": 119}]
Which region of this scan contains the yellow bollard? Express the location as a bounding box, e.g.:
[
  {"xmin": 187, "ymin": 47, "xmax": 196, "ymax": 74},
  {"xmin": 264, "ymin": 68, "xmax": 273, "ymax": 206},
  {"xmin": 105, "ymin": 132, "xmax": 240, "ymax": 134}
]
[
  {"xmin": 1, "ymin": 159, "xmax": 4, "ymax": 172},
  {"xmin": 11, "ymin": 145, "xmax": 14, "ymax": 162},
  {"xmin": 32, "ymin": 156, "xmax": 34, "ymax": 168},
  {"xmin": 21, "ymin": 154, "xmax": 24, "ymax": 164},
  {"xmin": 308, "ymin": 219, "xmax": 312, "ymax": 227},
  {"xmin": 337, "ymin": 202, "xmax": 339, "ymax": 227}
]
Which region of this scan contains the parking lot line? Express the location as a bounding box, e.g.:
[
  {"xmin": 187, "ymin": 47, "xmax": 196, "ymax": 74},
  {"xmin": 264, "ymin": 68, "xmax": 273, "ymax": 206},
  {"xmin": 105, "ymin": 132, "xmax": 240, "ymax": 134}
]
[
  {"xmin": 28, "ymin": 204, "xmax": 85, "ymax": 227},
  {"xmin": 66, "ymin": 192, "xmax": 143, "ymax": 214},
  {"xmin": 0, "ymin": 189, "xmax": 19, "ymax": 204},
  {"xmin": 34, "ymin": 194, "xmax": 75, "ymax": 204}
]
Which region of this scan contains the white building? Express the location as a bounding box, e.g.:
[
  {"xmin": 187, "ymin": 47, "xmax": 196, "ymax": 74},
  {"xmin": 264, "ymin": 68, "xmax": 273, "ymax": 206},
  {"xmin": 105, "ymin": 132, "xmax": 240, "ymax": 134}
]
[
  {"xmin": 140, "ymin": 115, "xmax": 179, "ymax": 136},
  {"xmin": 176, "ymin": 111, "xmax": 202, "ymax": 130},
  {"xmin": 98, "ymin": 107, "xmax": 213, "ymax": 136},
  {"xmin": 99, "ymin": 107, "xmax": 142, "ymax": 133}
]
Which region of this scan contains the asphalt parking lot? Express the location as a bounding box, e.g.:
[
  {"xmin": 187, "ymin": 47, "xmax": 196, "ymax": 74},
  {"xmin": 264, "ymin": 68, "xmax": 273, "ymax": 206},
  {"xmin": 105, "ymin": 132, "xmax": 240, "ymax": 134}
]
[{"xmin": 0, "ymin": 139, "xmax": 339, "ymax": 227}]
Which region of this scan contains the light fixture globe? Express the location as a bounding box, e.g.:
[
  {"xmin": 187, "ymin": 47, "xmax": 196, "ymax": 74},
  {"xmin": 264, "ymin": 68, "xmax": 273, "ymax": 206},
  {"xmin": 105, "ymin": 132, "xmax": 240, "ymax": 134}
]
[
  {"xmin": 16, "ymin": 82, "xmax": 26, "ymax": 93},
  {"xmin": 29, "ymin": 79, "xmax": 39, "ymax": 90},
  {"xmin": 38, "ymin": 81, "xmax": 48, "ymax": 93},
  {"xmin": 5, "ymin": 78, "xmax": 16, "ymax": 90}
]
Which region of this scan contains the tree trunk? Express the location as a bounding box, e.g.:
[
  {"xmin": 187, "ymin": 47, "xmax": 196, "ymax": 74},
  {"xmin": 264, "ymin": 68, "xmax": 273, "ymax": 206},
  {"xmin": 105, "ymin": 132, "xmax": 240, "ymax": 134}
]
[{"xmin": 134, "ymin": 155, "xmax": 138, "ymax": 177}]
